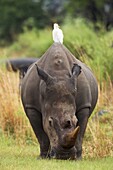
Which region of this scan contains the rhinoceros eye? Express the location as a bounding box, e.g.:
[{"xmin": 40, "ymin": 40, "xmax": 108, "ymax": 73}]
[
  {"xmin": 72, "ymin": 88, "xmax": 77, "ymax": 95},
  {"xmin": 49, "ymin": 117, "xmax": 53, "ymax": 127}
]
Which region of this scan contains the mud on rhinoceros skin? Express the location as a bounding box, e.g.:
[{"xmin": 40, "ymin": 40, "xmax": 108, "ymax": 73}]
[{"xmin": 21, "ymin": 43, "xmax": 98, "ymax": 160}]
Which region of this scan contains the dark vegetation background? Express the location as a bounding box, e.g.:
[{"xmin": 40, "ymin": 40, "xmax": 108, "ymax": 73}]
[{"xmin": 0, "ymin": 0, "xmax": 113, "ymax": 42}]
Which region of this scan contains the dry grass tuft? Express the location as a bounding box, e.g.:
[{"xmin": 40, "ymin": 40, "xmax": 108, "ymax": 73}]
[
  {"xmin": 83, "ymin": 113, "xmax": 113, "ymax": 158},
  {"xmin": 83, "ymin": 78, "xmax": 113, "ymax": 158},
  {"xmin": 0, "ymin": 69, "xmax": 36, "ymax": 144}
]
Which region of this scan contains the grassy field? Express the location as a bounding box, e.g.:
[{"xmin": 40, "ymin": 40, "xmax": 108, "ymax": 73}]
[{"xmin": 0, "ymin": 136, "xmax": 113, "ymax": 170}]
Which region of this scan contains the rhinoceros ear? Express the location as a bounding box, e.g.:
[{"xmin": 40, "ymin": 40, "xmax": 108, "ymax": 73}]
[
  {"xmin": 72, "ymin": 63, "xmax": 81, "ymax": 77},
  {"xmin": 35, "ymin": 64, "xmax": 54, "ymax": 85}
]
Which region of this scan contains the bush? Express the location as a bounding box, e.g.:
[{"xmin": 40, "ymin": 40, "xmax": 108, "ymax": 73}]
[
  {"xmin": 8, "ymin": 28, "xmax": 52, "ymax": 57},
  {"xmin": 63, "ymin": 18, "xmax": 113, "ymax": 82}
]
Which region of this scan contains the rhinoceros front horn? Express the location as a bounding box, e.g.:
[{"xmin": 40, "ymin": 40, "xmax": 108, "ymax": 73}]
[{"xmin": 62, "ymin": 126, "xmax": 80, "ymax": 148}]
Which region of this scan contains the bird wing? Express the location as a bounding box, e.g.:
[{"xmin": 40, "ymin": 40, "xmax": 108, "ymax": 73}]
[{"xmin": 58, "ymin": 29, "xmax": 63, "ymax": 43}]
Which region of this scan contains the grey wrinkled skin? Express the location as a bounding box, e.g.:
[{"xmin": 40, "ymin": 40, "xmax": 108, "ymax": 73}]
[{"xmin": 21, "ymin": 43, "xmax": 98, "ymax": 160}]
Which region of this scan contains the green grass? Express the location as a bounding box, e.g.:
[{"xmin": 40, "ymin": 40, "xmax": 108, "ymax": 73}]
[
  {"xmin": 7, "ymin": 28, "xmax": 52, "ymax": 58},
  {"xmin": 0, "ymin": 136, "xmax": 113, "ymax": 170}
]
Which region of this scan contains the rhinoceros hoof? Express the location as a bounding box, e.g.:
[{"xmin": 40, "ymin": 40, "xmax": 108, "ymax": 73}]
[{"xmin": 37, "ymin": 153, "xmax": 50, "ymax": 160}]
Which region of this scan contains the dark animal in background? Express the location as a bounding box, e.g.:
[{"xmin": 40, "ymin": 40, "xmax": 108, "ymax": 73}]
[
  {"xmin": 6, "ymin": 58, "xmax": 38, "ymax": 78},
  {"xmin": 6, "ymin": 58, "xmax": 38, "ymax": 86},
  {"xmin": 21, "ymin": 43, "xmax": 98, "ymax": 160}
]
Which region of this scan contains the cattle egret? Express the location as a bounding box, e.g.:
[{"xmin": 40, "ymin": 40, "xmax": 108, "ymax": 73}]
[{"xmin": 52, "ymin": 23, "xmax": 64, "ymax": 44}]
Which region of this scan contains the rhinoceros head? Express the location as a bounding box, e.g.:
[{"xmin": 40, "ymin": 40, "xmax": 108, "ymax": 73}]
[{"xmin": 36, "ymin": 63, "xmax": 81, "ymax": 159}]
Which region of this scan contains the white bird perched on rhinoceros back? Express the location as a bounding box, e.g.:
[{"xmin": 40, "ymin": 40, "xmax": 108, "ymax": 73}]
[{"xmin": 52, "ymin": 23, "xmax": 64, "ymax": 44}]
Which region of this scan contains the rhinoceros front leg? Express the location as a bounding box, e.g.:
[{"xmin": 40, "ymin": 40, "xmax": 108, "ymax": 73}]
[
  {"xmin": 26, "ymin": 108, "xmax": 50, "ymax": 158},
  {"xmin": 75, "ymin": 108, "xmax": 90, "ymax": 160}
]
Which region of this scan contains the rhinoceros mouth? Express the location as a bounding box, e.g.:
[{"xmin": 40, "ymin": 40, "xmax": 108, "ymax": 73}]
[
  {"xmin": 52, "ymin": 117, "xmax": 80, "ymax": 148},
  {"xmin": 50, "ymin": 146, "xmax": 77, "ymax": 160},
  {"xmin": 61, "ymin": 126, "xmax": 80, "ymax": 149},
  {"xmin": 49, "ymin": 126, "xmax": 80, "ymax": 160}
]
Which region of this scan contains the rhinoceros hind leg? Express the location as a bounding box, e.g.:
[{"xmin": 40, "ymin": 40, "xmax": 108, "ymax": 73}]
[{"xmin": 26, "ymin": 108, "xmax": 50, "ymax": 158}]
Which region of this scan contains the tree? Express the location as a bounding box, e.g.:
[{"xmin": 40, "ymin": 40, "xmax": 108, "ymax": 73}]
[{"xmin": 0, "ymin": 0, "xmax": 47, "ymax": 42}]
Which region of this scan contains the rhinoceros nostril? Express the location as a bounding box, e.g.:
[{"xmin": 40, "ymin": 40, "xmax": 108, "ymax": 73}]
[
  {"xmin": 67, "ymin": 120, "xmax": 71, "ymax": 125},
  {"xmin": 63, "ymin": 120, "xmax": 71, "ymax": 129}
]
